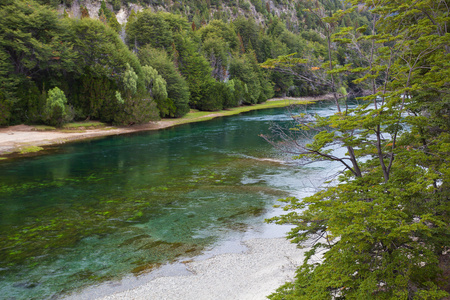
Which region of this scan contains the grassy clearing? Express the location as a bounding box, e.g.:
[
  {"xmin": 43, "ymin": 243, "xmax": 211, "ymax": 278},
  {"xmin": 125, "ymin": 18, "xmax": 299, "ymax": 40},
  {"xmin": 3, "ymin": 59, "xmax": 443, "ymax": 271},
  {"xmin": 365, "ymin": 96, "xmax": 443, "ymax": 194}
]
[
  {"xmin": 33, "ymin": 125, "xmax": 56, "ymax": 131},
  {"xmin": 63, "ymin": 121, "xmax": 106, "ymax": 129},
  {"xmin": 31, "ymin": 122, "xmax": 107, "ymax": 131},
  {"xmin": 168, "ymin": 99, "xmax": 314, "ymax": 125}
]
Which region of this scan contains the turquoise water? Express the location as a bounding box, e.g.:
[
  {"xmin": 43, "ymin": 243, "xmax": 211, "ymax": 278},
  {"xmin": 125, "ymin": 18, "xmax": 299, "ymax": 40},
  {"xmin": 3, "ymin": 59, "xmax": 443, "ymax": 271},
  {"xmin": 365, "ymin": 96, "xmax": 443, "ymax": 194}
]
[{"xmin": 0, "ymin": 104, "xmax": 340, "ymax": 299}]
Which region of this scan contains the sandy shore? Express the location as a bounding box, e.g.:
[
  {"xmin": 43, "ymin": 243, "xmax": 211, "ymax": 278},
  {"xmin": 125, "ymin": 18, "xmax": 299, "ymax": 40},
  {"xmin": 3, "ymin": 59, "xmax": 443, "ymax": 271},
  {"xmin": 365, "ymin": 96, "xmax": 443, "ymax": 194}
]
[
  {"xmin": 0, "ymin": 95, "xmax": 335, "ymax": 158},
  {"xmin": 65, "ymin": 237, "xmax": 306, "ymax": 300},
  {"xmin": 0, "ymin": 121, "xmax": 178, "ymax": 157}
]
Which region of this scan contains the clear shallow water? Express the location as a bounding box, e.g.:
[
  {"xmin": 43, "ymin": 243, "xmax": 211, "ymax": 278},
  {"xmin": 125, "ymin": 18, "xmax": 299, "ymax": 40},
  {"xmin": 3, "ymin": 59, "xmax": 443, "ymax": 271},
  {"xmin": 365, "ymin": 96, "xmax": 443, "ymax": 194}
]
[{"xmin": 0, "ymin": 102, "xmax": 342, "ymax": 299}]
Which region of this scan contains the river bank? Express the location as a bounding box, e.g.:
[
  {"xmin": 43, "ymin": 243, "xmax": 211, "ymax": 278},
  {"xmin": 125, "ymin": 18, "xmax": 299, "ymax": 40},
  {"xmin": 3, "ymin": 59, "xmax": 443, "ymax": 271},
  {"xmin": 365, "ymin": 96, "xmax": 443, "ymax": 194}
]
[
  {"xmin": 1, "ymin": 99, "xmax": 333, "ymax": 299},
  {"xmin": 0, "ymin": 95, "xmax": 333, "ymax": 159},
  {"xmin": 65, "ymin": 237, "xmax": 307, "ymax": 300}
]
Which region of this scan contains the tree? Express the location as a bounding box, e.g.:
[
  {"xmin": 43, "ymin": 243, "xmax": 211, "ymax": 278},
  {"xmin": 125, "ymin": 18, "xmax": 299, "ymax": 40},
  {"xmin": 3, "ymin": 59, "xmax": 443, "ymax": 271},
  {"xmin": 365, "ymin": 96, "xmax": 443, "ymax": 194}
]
[
  {"xmin": 233, "ymin": 16, "xmax": 259, "ymax": 53},
  {"xmin": 265, "ymin": 0, "xmax": 450, "ymax": 298},
  {"xmin": 139, "ymin": 46, "xmax": 190, "ymax": 117},
  {"xmin": 67, "ymin": 17, "xmax": 157, "ymax": 124},
  {"xmin": 43, "ymin": 87, "xmax": 71, "ymax": 127},
  {"xmin": 98, "ymin": 0, "xmax": 120, "ymax": 33},
  {"xmin": 0, "ymin": 0, "xmax": 77, "ymax": 124},
  {"xmin": 142, "ymin": 65, "xmax": 169, "ymax": 116},
  {"xmin": 0, "ymin": 47, "xmax": 19, "ymax": 125},
  {"xmin": 172, "ymin": 31, "xmax": 215, "ymax": 109},
  {"xmin": 126, "ymin": 10, "xmax": 174, "ymax": 51},
  {"xmin": 230, "ymin": 52, "xmax": 273, "ymax": 105}
]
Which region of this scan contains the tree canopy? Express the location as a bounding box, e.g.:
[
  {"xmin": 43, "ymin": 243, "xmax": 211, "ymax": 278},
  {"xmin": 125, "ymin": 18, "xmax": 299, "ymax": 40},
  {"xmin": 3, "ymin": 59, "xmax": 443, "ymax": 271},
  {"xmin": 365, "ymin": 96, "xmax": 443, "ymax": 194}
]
[{"xmin": 265, "ymin": 0, "xmax": 450, "ymax": 298}]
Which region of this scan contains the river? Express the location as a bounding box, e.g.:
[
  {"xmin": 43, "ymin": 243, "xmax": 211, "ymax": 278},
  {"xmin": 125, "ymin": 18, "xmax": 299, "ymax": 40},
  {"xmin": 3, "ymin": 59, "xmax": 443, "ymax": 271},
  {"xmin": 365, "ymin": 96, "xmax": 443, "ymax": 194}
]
[{"xmin": 0, "ymin": 101, "xmax": 343, "ymax": 299}]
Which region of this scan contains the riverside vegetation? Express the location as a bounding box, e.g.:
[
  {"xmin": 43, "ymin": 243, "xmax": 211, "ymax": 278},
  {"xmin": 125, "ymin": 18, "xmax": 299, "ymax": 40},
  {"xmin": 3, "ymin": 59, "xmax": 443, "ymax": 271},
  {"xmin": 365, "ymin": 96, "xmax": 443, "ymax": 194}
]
[
  {"xmin": 0, "ymin": 0, "xmax": 353, "ymax": 127},
  {"xmin": 262, "ymin": 0, "xmax": 450, "ymax": 299},
  {"xmin": 0, "ymin": 0, "xmax": 449, "ymax": 299}
]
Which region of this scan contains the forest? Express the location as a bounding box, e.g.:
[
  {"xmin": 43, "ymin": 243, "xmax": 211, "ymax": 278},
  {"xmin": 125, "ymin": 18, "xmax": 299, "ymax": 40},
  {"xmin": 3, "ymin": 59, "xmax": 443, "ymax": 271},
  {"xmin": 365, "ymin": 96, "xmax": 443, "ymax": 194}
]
[
  {"xmin": 0, "ymin": 0, "xmax": 357, "ymax": 127},
  {"xmin": 0, "ymin": 0, "xmax": 449, "ymax": 298}
]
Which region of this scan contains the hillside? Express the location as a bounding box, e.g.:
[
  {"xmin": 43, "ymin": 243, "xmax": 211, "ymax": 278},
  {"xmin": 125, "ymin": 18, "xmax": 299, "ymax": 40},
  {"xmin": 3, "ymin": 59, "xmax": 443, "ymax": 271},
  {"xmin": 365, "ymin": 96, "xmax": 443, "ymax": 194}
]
[
  {"xmin": 53, "ymin": 0, "xmax": 321, "ymax": 29},
  {"xmin": 2, "ymin": 0, "xmax": 355, "ymax": 128}
]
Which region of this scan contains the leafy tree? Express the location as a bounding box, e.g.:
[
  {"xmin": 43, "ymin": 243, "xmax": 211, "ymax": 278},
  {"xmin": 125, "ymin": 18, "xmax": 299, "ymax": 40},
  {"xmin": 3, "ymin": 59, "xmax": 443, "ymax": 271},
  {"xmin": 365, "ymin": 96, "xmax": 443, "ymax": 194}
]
[
  {"xmin": 40, "ymin": 17, "xmax": 159, "ymax": 125},
  {"xmin": 0, "ymin": 0, "xmax": 77, "ymax": 124},
  {"xmin": 172, "ymin": 31, "xmax": 215, "ymax": 109},
  {"xmin": 233, "ymin": 16, "xmax": 259, "ymax": 54},
  {"xmin": 201, "ymin": 35, "xmax": 229, "ymax": 81},
  {"xmin": 229, "ymin": 52, "xmax": 273, "ymax": 105},
  {"xmin": 158, "ymin": 11, "xmax": 191, "ymax": 33},
  {"xmin": 265, "ymin": 0, "xmax": 450, "ymax": 299},
  {"xmin": 142, "ymin": 65, "xmax": 168, "ymax": 100},
  {"xmin": 196, "ymin": 81, "xmax": 226, "ymax": 111},
  {"xmin": 139, "ymin": 46, "xmax": 190, "ymax": 117},
  {"xmin": 142, "ymin": 65, "xmax": 169, "ymax": 116},
  {"xmin": 122, "ymin": 63, "xmax": 138, "ymax": 96},
  {"xmin": 126, "ymin": 10, "xmax": 174, "ymax": 51},
  {"xmin": 197, "ymin": 20, "xmax": 239, "ymax": 82},
  {"xmin": 222, "ymin": 79, "xmax": 239, "ymax": 108},
  {"xmin": 67, "ymin": 17, "xmax": 154, "ymax": 123},
  {"xmin": 198, "ymin": 20, "xmax": 239, "ymax": 51},
  {"xmin": 43, "ymin": 87, "xmax": 71, "ymax": 127},
  {"xmin": 0, "ymin": 47, "xmax": 19, "ymax": 125}
]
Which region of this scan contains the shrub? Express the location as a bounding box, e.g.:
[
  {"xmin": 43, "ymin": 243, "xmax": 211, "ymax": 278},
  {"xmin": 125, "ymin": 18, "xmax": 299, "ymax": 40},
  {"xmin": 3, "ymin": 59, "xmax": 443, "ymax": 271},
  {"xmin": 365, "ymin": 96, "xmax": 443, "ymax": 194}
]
[{"xmin": 43, "ymin": 87, "xmax": 71, "ymax": 127}]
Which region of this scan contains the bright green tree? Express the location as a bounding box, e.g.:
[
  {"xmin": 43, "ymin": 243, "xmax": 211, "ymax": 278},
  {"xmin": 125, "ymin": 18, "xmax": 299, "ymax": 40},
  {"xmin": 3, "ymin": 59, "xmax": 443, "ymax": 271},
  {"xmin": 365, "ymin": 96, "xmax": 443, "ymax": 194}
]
[
  {"xmin": 139, "ymin": 46, "xmax": 190, "ymax": 117},
  {"xmin": 142, "ymin": 65, "xmax": 169, "ymax": 117},
  {"xmin": 43, "ymin": 87, "xmax": 71, "ymax": 127},
  {"xmin": 266, "ymin": 0, "xmax": 450, "ymax": 299}
]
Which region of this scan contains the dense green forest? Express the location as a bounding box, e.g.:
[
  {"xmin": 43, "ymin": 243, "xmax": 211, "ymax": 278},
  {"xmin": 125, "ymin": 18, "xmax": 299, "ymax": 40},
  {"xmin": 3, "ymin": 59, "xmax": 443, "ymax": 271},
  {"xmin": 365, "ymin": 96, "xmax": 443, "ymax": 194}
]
[{"xmin": 0, "ymin": 0, "xmax": 360, "ymax": 127}]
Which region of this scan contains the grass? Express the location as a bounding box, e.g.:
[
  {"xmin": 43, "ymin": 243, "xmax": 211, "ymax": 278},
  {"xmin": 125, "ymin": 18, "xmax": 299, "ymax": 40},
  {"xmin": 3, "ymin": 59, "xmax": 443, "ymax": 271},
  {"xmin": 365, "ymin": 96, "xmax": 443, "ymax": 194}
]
[
  {"xmin": 167, "ymin": 98, "xmax": 314, "ymax": 126},
  {"xmin": 63, "ymin": 121, "xmax": 106, "ymax": 130},
  {"xmin": 33, "ymin": 125, "xmax": 56, "ymax": 131},
  {"xmin": 60, "ymin": 129, "xmax": 85, "ymax": 133},
  {"xmin": 32, "ymin": 122, "xmax": 107, "ymax": 131},
  {"xmin": 19, "ymin": 146, "xmax": 44, "ymax": 154}
]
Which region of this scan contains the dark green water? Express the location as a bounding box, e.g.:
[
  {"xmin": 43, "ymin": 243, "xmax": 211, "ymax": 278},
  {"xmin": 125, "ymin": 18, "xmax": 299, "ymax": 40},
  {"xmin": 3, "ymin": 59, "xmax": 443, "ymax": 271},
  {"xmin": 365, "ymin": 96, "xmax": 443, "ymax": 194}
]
[{"xmin": 0, "ymin": 104, "xmax": 340, "ymax": 299}]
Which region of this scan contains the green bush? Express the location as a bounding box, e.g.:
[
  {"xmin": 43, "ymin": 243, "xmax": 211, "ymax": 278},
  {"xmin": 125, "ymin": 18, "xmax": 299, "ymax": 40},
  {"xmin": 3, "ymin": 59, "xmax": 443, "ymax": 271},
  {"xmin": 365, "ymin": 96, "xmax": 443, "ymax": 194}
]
[{"xmin": 43, "ymin": 87, "xmax": 71, "ymax": 127}]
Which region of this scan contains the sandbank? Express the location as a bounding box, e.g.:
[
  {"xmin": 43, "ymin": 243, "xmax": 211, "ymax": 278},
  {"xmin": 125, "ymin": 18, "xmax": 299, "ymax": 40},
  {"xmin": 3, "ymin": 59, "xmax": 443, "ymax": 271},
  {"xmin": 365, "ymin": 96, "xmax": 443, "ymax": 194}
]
[{"xmin": 0, "ymin": 95, "xmax": 334, "ymax": 159}]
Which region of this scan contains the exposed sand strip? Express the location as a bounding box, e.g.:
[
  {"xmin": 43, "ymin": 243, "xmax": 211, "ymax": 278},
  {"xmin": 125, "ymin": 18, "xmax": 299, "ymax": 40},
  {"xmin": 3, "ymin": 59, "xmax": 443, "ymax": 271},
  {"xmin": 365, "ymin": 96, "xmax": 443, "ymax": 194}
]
[{"xmin": 77, "ymin": 237, "xmax": 306, "ymax": 300}]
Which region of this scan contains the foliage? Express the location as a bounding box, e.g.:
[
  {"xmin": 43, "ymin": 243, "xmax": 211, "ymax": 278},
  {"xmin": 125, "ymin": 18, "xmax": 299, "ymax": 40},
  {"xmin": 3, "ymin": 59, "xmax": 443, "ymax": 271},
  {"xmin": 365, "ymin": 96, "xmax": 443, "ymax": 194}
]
[
  {"xmin": 126, "ymin": 9, "xmax": 174, "ymax": 51},
  {"xmin": 229, "ymin": 52, "xmax": 273, "ymax": 105},
  {"xmin": 139, "ymin": 46, "xmax": 190, "ymax": 117},
  {"xmin": 43, "ymin": 87, "xmax": 71, "ymax": 127},
  {"xmin": 98, "ymin": 0, "xmax": 120, "ymax": 33},
  {"xmin": 266, "ymin": 0, "xmax": 450, "ymax": 299},
  {"xmin": 0, "ymin": 0, "xmax": 341, "ymax": 125},
  {"xmin": 67, "ymin": 17, "xmax": 157, "ymax": 124},
  {"xmin": 142, "ymin": 65, "xmax": 168, "ymax": 117},
  {"xmin": 172, "ymin": 31, "xmax": 215, "ymax": 109}
]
